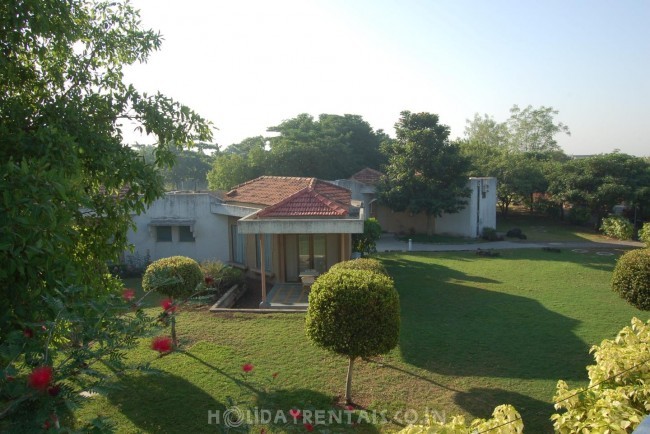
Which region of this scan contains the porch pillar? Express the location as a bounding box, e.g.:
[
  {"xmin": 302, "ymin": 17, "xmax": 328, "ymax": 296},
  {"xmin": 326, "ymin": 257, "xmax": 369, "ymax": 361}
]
[
  {"xmin": 340, "ymin": 233, "xmax": 346, "ymax": 261},
  {"xmin": 259, "ymin": 233, "xmax": 269, "ymax": 308}
]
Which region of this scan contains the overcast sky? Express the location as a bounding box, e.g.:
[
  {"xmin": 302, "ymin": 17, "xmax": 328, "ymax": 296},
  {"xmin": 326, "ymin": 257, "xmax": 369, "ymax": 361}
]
[{"xmin": 123, "ymin": 0, "xmax": 650, "ymax": 156}]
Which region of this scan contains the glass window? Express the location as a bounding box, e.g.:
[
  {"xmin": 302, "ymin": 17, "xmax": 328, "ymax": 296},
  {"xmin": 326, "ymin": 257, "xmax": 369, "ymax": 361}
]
[
  {"xmin": 298, "ymin": 234, "xmax": 310, "ymax": 272},
  {"xmin": 313, "ymin": 234, "xmax": 326, "ymax": 273},
  {"xmin": 298, "ymin": 234, "xmax": 327, "ymax": 274},
  {"xmin": 156, "ymin": 226, "xmax": 172, "ymax": 242},
  {"xmin": 230, "ymin": 224, "xmax": 245, "ymax": 264},
  {"xmin": 255, "ymin": 234, "xmax": 272, "ymax": 272},
  {"xmin": 178, "ymin": 225, "xmax": 195, "ymax": 242}
]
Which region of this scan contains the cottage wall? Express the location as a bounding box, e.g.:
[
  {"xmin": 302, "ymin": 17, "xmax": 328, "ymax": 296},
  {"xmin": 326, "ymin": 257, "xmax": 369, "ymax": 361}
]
[{"xmin": 127, "ymin": 192, "xmax": 229, "ymax": 263}]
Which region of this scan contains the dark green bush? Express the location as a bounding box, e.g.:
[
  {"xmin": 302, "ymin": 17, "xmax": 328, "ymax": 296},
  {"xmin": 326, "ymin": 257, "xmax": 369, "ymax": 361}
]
[
  {"xmin": 305, "ymin": 268, "xmax": 400, "ymax": 358},
  {"xmin": 482, "ymin": 227, "xmax": 502, "ymax": 241},
  {"xmin": 352, "ymin": 217, "xmax": 382, "ymax": 255},
  {"xmin": 142, "ymin": 256, "xmax": 203, "ymax": 299},
  {"xmin": 328, "ymin": 258, "xmax": 388, "ymax": 276},
  {"xmin": 568, "ymin": 207, "xmax": 591, "ymax": 226},
  {"xmin": 201, "ymin": 260, "xmax": 245, "ymax": 289},
  {"xmin": 611, "ymin": 249, "xmax": 650, "ymax": 310}
]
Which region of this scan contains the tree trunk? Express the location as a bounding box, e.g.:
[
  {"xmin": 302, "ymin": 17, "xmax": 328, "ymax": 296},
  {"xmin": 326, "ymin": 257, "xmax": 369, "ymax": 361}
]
[
  {"xmin": 345, "ymin": 357, "xmax": 355, "ymax": 404},
  {"xmin": 171, "ymin": 296, "xmax": 177, "ymax": 349}
]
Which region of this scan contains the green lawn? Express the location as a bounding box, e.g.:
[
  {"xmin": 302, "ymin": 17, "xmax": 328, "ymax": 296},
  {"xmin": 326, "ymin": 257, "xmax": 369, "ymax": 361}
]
[
  {"xmin": 74, "ymin": 249, "xmax": 648, "ymax": 433},
  {"xmin": 496, "ymin": 211, "xmax": 604, "ymax": 243}
]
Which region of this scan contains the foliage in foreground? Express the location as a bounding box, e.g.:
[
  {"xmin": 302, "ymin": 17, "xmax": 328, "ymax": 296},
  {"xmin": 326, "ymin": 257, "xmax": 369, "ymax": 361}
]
[
  {"xmin": 397, "ymin": 404, "xmax": 523, "ymax": 434},
  {"xmin": 305, "ymin": 268, "xmax": 400, "ymax": 403},
  {"xmin": 0, "ymin": 0, "xmax": 211, "ymax": 429},
  {"xmin": 601, "ymin": 216, "xmax": 635, "ymax": 241},
  {"xmin": 328, "ymin": 258, "xmax": 388, "ymax": 276},
  {"xmin": 551, "ymin": 317, "xmax": 650, "ymax": 433},
  {"xmin": 612, "ymin": 249, "xmax": 650, "ymax": 310}
]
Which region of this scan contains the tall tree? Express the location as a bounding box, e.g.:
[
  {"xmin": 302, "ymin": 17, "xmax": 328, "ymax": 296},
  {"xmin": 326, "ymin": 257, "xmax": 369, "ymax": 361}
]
[
  {"xmin": 0, "ymin": 0, "xmax": 211, "ymax": 428},
  {"xmin": 208, "ymin": 137, "xmax": 269, "ymax": 190},
  {"xmin": 463, "ymin": 105, "xmax": 570, "ymax": 214},
  {"xmin": 378, "ymin": 111, "xmax": 471, "ymax": 235},
  {"xmin": 548, "ymin": 153, "xmax": 650, "ymax": 227},
  {"xmin": 507, "ymin": 105, "xmax": 570, "ymax": 152},
  {"xmin": 465, "ymin": 105, "xmax": 570, "ymax": 153},
  {"xmin": 207, "ymin": 113, "xmax": 388, "ymax": 187},
  {"xmin": 136, "ymin": 145, "xmax": 216, "ymax": 190}
]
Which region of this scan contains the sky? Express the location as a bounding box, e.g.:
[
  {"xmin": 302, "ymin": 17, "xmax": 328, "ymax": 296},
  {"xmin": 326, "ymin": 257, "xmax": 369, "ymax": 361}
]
[{"xmin": 123, "ymin": 0, "xmax": 650, "ymax": 156}]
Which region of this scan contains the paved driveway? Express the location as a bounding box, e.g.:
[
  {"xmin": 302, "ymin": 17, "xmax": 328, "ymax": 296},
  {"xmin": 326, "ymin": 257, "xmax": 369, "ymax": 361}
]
[{"xmin": 375, "ymin": 233, "xmax": 644, "ymax": 253}]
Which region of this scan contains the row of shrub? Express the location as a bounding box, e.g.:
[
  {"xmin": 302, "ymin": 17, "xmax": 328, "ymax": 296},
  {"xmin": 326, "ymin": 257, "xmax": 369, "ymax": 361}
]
[{"xmin": 601, "ymin": 217, "xmax": 650, "ymax": 244}]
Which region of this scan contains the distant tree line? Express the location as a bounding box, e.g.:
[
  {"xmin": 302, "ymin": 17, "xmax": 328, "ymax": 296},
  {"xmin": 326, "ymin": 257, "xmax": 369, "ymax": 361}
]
[
  {"xmin": 459, "ymin": 105, "xmax": 650, "ymax": 227},
  {"xmin": 146, "ymin": 106, "xmax": 650, "ymax": 230}
]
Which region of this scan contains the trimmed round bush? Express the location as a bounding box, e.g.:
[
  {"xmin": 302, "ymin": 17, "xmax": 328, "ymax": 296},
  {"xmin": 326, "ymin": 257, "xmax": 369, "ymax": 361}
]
[
  {"xmin": 306, "ymin": 268, "xmax": 400, "ymax": 358},
  {"xmin": 142, "ymin": 256, "xmax": 203, "ymax": 299},
  {"xmin": 328, "ymin": 258, "xmax": 388, "ymax": 276},
  {"xmin": 612, "ymin": 249, "xmax": 650, "ymax": 310}
]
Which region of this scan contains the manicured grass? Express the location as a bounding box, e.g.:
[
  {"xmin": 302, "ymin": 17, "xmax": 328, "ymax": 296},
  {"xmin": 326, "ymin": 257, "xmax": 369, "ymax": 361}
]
[
  {"xmin": 75, "ymin": 249, "xmax": 648, "ymax": 433},
  {"xmin": 496, "ymin": 211, "xmax": 603, "ymax": 243}
]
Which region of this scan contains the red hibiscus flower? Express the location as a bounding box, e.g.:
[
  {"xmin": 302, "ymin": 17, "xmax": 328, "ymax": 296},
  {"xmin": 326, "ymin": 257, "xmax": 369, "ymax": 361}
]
[
  {"xmin": 242, "ymin": 363, "xmax": 254, "ymax": 373},
  {"xmin": 345, "ymin": 405, "xmax": 354, "ymax": 411},
  {"xmin": 304, "ymin": 422, "xmax": 314, "ymax": 432},
  {"xmin": 289, "ymin": 409, "xmax": 301, "ymax": 419},
  {"xmin": 23, "ymin": 328, "xmax": 33, "ymax": 338},
  {"xmin": 122, "ymin": 288, "xmax": 136, "ymax": 301},
  {"xmin": 28, "ymin": 366, "xmax": 53, "ymax": 390},
  {"xmin": 161, "ymin": 299, "xmax": 176, "ymax": 313},
  {"xmin": 151, "ymin": 336, "xmax": 173, "ymax": 353}
]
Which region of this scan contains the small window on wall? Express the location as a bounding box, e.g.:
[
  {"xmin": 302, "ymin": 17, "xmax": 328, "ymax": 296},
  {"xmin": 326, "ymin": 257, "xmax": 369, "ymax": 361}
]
[
  {"xmin": 156, "ymin": 226, "xmax": 172, "ymax": 242},
  {"xmin": 178, "ymin": 225, "xmax": 195, "ymax": 242}
]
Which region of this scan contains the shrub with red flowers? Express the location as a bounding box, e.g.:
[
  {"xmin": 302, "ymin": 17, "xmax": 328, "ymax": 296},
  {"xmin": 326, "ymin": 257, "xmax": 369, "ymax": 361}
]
[
  {"xmin": 0, "ymin": 0, "xmax": 211, "ymax": 429},
  {"xmin": 27, "ymin": 366, "xmax": 53, "ymax": 391},
  {"xmin": 151, "ymin": 336, "xmax": 173, "ymax": 354}
]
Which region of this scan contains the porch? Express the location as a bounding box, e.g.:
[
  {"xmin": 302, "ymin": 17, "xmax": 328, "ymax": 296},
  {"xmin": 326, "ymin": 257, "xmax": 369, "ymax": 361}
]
[{"xmin": 267, "ymin": 283, "xmax": 310, "ymax": 311}]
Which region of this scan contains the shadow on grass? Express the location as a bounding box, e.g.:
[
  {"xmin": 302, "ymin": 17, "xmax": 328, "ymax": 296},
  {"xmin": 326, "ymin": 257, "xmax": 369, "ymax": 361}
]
[
  {"xmin": 106, "ymin": 369, "xmax": 226, "ymax": 434},
  {"xmin": 183, "ymin": 351, "xmax": 380, "ymax": 433},
  {"xmin": 383, "ymin": 256, "xmax": 592, "ymax": 381},
  {"xmin": 454, "ymin": 387, "xmax": 555, "ymax": 434}
]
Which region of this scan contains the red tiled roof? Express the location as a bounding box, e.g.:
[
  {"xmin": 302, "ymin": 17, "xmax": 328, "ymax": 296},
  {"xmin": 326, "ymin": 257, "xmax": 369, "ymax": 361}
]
[
  {"xmin": 257, "ymin": 187, "xmax": 348, "ymax": 217},
  {"xmin": 225, "ymin": 176, "xmax": 351, "ymax": 208},
  {"xmin": 350, "ymin": 167, "xmax": 384, "ymax": 185}
]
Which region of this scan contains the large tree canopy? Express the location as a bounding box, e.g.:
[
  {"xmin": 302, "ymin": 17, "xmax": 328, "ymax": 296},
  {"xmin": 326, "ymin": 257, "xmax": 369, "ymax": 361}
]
[
  {"xmin": 1, "ymin": 0, "xmax": 211, "ymax": 427},
  {"xmin": 378, "ymin": 111, "xmax": 471, "ymax": 235},
  {"xmin": 136, "ymin": 145, "xmax": 217, "ymax": 190},
  {"xmin": 548, "ymin": 152, "xmax": 650, "ymax": 225},
  {"xmin": 207, "ymin": 113, "xmax": 389, "ymax": 189},
  {"xmin": 465, "ymin": 105, "xmax": 570, "ymax": 153},
  {"xmin": 462, "ymin": 105, "xmax": 571, "ymax": 215}
]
